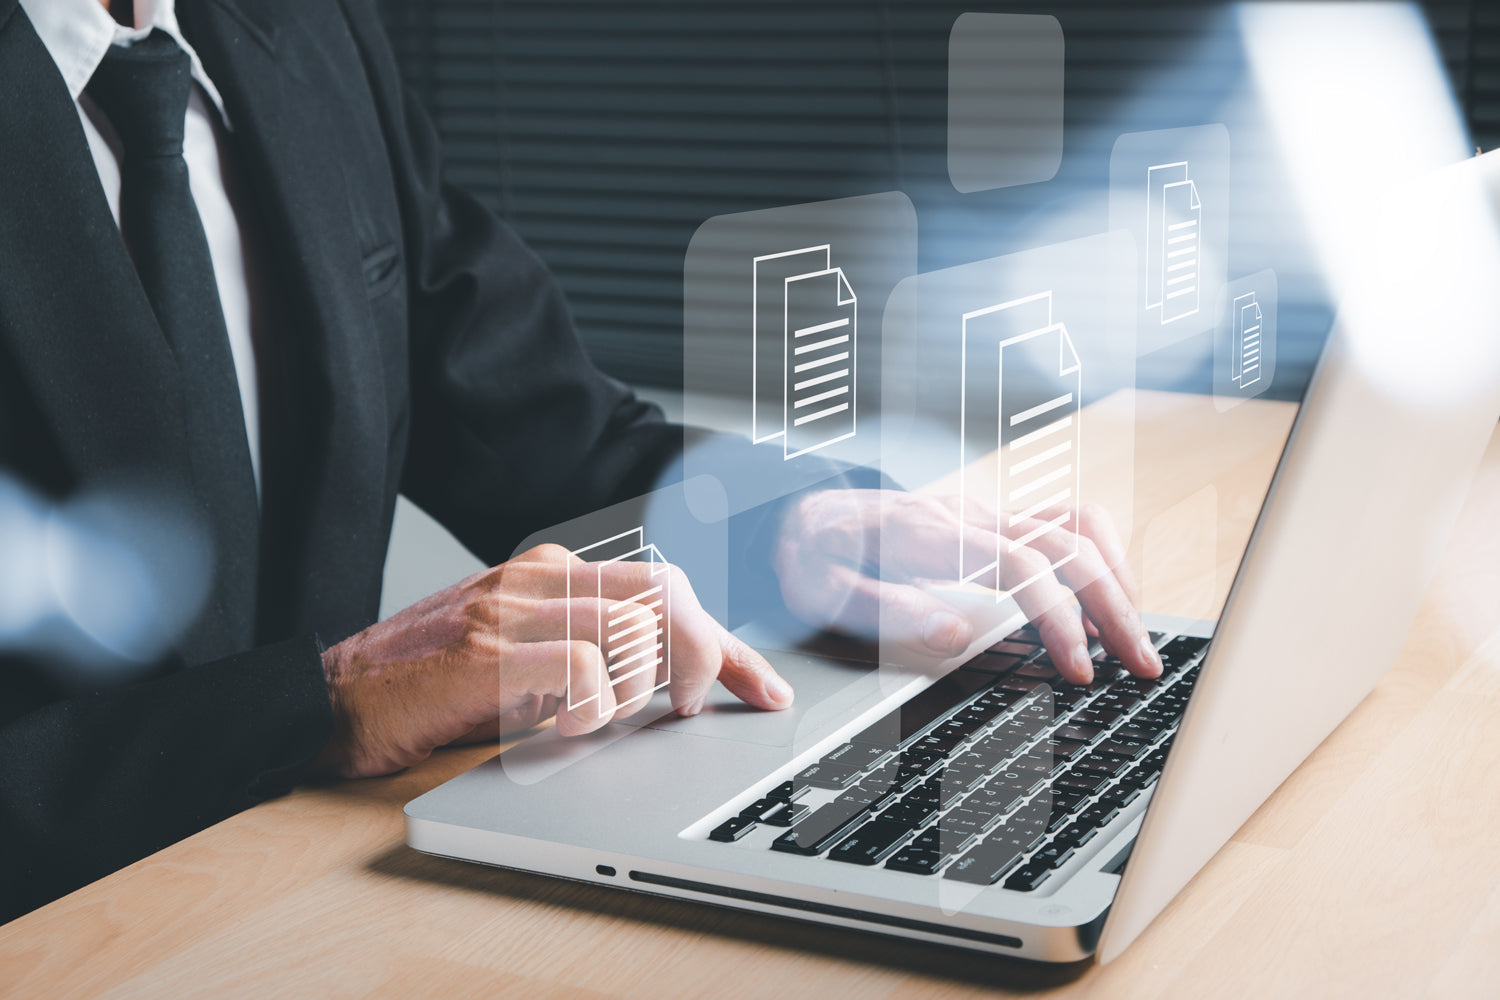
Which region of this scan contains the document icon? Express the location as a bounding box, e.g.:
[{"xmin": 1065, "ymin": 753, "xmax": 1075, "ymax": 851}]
[
  {"xmin": 1146, "ymin": 161, "xmax": 1202, "ymax": 325},
  {"xmin": 752, "ymin": 246, "xmax": 858, "ymax": 459},
  {"xmin": 959, "ymin": 291, "xmax": 1082, "ymax": 594},
  {"xmin": 566, "ymin": 528, "xmax": 671, "ymax": 715},
  {"xmin": 1231, "ymin": 292, "xmax": 1263, "ymax": 389}
]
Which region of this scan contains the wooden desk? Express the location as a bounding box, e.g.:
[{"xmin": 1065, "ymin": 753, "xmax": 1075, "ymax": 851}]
[{"xmin": 5, "ymin": 391, "xmax": 1500, "ymax": 999}]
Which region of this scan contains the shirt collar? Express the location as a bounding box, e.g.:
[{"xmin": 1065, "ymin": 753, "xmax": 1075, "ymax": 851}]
[{"xmin": 20, "ymin": 0, "xmax": 232, "ymax": 128}]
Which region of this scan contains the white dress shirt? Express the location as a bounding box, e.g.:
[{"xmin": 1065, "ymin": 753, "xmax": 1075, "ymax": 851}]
[{"xmin": 21, "ymin": 0, "xmax": 263, "ymax": 498}]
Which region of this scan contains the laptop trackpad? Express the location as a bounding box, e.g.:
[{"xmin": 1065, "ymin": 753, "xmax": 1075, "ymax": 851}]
[{"xmin": 616, "ymin": 629, "xmax": 903, "ymax": 749}]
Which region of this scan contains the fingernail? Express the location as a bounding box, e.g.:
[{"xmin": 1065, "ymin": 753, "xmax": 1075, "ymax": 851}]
[
  {"xmin": 765, "ymin": 675, "xmax": 793, "ymax": 706},
  {"xmin": 922, "ymin": 611, "xmax": 967, "ymax": 655},
  {"xmin": 1073, "ymin": 646, "xmax": 1094, "ymax": 684},
  {"xmin": 1140, "ymin": 635, "xmax": 1163, "ymax": 677}
]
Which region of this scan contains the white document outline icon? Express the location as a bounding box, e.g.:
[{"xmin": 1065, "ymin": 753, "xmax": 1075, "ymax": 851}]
[
  {"xmin": 565, "ymin": 527, "xmax": 671, "ymax": 716},
  {"xmin": 1146, "ymin": 161, "xmax": 1202, "ymax": 325},
  {"xmin": 752, "ymin": 246, "xmax": 858, "ymax": 459},
  {"xmin": 959, "ymin": 291, "xmax": 1082, "ymax": 597},
  {"xmin": 1230, "ymin": 292, "xmax": 1264, "ymax": 389}
]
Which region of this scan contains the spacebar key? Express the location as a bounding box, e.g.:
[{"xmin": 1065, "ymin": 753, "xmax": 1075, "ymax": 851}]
[{"xmin": 771, "ymin": 801, "xmax": 871, "ymax": 856}]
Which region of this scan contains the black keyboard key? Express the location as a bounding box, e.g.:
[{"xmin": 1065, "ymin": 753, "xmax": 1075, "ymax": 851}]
[
  {"xmin": 967, "ymin": 782, "xmax": 1029, "ymax": 817},
  {"xmin": 1159, "ymin": 635, "xmax": 1209, "ymax": 665},
  {"xmin": 1015, "ymin": 660, "xmax": 1058, "ymax": 680},
  {"xmin": 1098, "ymin": 784, "xmax": 1141, "ymax": 808},
  {"xmin": 1070, "ymin": 754, "xmax": 1129, "ymax": 780},
  {"xmin": 996, "ymin": 676, "xmax": 1044, "ymax": 694},
  {"xmin": 1004, "ymin": 862, "xmax": 1053, "ymax": 892},
  {"xmin": 976, "ymin": 688, "xmax": 1023, "ymax": 709},
  {"xmin": 1055, "ymin": 772, "xmax": 1109, "ymax": 797},
  {"xmin": 1095, "ymin": 737, "xmax": 1152, "ymax": 761},
  {"xmin": 1074, "ymin": 707, "xmax": 1125, "ymax": 728},
  {"xmin": 1041, "ymin": 737, "xmax": 1089, "ymax": 762},
  {"xmin": 1015, "ymin": 701, "xmax": 1057, "ymax": 722},
  {"xmin": 827, "ymin": 820, "xmax": 911, "ymax": 865},
  {"xmin": 709, "ymin": 814, "xmax": 756, "ymax": 842},
  {"xmin": 823, "ymin": 742, "xmax": 889, "ymax": 770},
  {"xmin": 921, "ymin": 776, "xmax": 968, "ymax": 808},
  {"xmin": 953, "ymin": 747, "xmax": 1004, "ymax": 771},
  {"xmin": 1092, "ymin": 691, "xmax": 1145, "ymax": 713},
  {"xmin": 911, "ymin": 732, "xmax": 965, "ymax": 756},
  {"xmin": 1076, "ymin": 803, "xmax": 1121, "ymax": 831},
  {"xmin": 1112, "ymin": 725, "xmax": 1159, "ymax": 744},
  {"xmin": 1050, "ymin": 686, "xmax": 1091, "ymax": 708},
  {"xmin": 761, "ymin": 802, "xmax": 805, "ymax": 827},
  {"xmin": 886, "ymin": 848, "xmax": 946, "ymax": 874},
  {"xmin": 1053, "ymin": 723, "xmax": 1105, "ymax": 743},
  {"xmin": 934, "ymin": 715, "xmax": 987, "ymax": 740},
  {"xmin": 768, "ymin": 781, "xmax": 805, "ymax": 802},
  {"xmin": 1033, "ymin": 843, "xmax": 1076, "ymax": 870},
  {"xmin": 1006, "ymin": 753, "xmax": 1059, "ymax": 777},
  {"xmin": 945, "ymin": 837, "xmax": 1028, "ymax": 885},
  {"xmin": 956, "ymin": 700, "xmax": 1008, "ymax": 724},
  {"xmin": 838, "ymin": 780, "xmax": 899, "ymax": 809},
  {"xmin": 1004, "ymin": 626, "xmax": 1041, "ymax": 644},
  {"xmin": 964, "ymin": 653, "xmax": 1024, "ymax": 675},
  {"xmin": 739, "ymin": 796, "xmax": 782, "ymax": 819},
  {"xmin": 940, "ymin": 806, "xmax": 1000, "ymax": 837},
  {"xmin": 881, "ymin": 799, "xmax": 938, "ymax": 829},
  {"xmin": 851, "ymin": 672, "xmax": 992, "ymax": 748},
  {"xmin": 771, "ymin": 800, "xmax": 870, "ymax": 855},
  {"xmin": 1047, "ymin": 790, "xmax": 1087, "ymax": 829},
  {"xmin": 942, "ymin": 759, "xmax": 992, "ymax": 787},
  {"xmin": 794, "ymin": 761, "xmax": 861, "ymax": 790},
  {"xmin": 1055, "ymin": 821, "xmax": 1098, "ymax": 850}
]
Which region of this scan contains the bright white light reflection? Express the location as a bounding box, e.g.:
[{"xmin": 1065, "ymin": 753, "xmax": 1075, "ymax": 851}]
[{"xmin": 1241, "ymin": 3, "xmax": 1500, "ymax": 405}]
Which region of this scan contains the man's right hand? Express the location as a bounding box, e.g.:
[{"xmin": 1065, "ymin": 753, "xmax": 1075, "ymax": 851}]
[{"xmin": 311, "ymin": 543, "xmax": 793, "ymax": 779}]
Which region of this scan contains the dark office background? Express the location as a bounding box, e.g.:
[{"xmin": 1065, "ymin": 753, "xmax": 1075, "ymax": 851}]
[{"xmin": 375, "ymin": 1, "xmax": 1500, "ymax": 394}]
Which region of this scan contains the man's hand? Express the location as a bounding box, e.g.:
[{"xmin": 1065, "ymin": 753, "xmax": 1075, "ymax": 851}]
[
  {"xmin": 774, "ymin": 490, "xmax": 1161, "ymax": 685},
  {"xmin": 312, "ymin": 544, "xmax": 792, "ymax": 778}
]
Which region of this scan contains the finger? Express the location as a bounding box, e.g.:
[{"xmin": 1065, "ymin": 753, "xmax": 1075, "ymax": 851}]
[
  {"xmin": 506, "ymin": 639, "xmax": 616, "ymax": 737},
  {"xmin": 713, "ymin": 627, "xmax": 794, "ymax": 712},
  {"xmin": 1009, "ymin": 515, "xmax": 1160, "ymax": 680},
  {"xmin": 608, "ymin": 627, "xmax": 664, "ymax": 719},
  {"xmin": 1000, "ymin": 545, "xmax": 1093, "ymax": 684},
  {"xmin": 817, "ymin": 563, "xmax": 976, "ymax": 660},
  {"xmin": 577, "ymin": 559, "xmax": 725, "ymax": 717},
  {"xmin": 1077, "ymin": 502, "xmax": 1141, "ymax": 609}
]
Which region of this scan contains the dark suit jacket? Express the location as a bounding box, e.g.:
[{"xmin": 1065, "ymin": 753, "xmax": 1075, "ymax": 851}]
[{"xmin": 0, "ymin": 0, "xmax": 702, "ymax": 921}]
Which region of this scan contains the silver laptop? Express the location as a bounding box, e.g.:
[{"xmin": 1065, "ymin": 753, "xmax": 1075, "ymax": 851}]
[{"xmin": 406, "ymin": 147, "xmax": 1500, "ymax": 964}]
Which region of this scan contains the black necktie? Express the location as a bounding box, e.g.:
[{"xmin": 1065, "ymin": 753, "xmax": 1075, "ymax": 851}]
[{"xmin": 86, "ymin": 31, "xmax": 261, "ymax": 658}]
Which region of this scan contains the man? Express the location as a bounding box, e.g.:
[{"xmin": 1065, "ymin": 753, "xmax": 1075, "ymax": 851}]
[{"xmin": 0, "ymin": 0, "xmax": 1160, "ymax": 922}]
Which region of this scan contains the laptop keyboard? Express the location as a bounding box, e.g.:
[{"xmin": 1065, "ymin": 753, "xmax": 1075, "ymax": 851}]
[{"xmin": 707, "ymin": 627, "xmax": 1210, "ymax": 892}]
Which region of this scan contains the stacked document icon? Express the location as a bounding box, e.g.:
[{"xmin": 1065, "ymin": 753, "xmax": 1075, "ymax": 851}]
[
  {"xmin": 1145, "ymin": 161, "xmax": 1202, "ymax": 325},
  {"xmin": 751, "ymin": 246, "xmax": 858, "ymax": 459},
  {"xmin": 1230, "ymin": 291, "xmax": 1263, "ymax": 390},
  {"xmin": 566, "ymin": 528, "xmax": 671, "ymax": 716},
  {"xmin": 958, "ymin": 291, "xmax": 1082, "ymax": 595}
]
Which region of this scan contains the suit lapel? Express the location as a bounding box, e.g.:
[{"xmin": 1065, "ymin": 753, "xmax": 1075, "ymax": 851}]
[
  {"xmin": 179, "ymin": 0, "xmax": 392, "ymax": 644},
  {"xmin": 0, "ymin": 3, "xmax": 187, "ymax": 489},
  {"xmin": 0, "ymin": 1, "xmax": 264, "ymax": 665}
]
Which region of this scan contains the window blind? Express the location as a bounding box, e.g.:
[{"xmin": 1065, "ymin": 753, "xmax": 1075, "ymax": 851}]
[{"xmin": 376, "ymin": 0, "xmax": 1486, "ymax": 391}]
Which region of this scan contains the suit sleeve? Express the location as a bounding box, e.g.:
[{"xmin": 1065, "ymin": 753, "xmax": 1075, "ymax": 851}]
[
  {"xmin": 335, "ymin": 2, "xmax": 678, "ymax": 565},
  {"xmin": 0, "ymin": 638, "xmax": 332, "ymax": 923}
]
